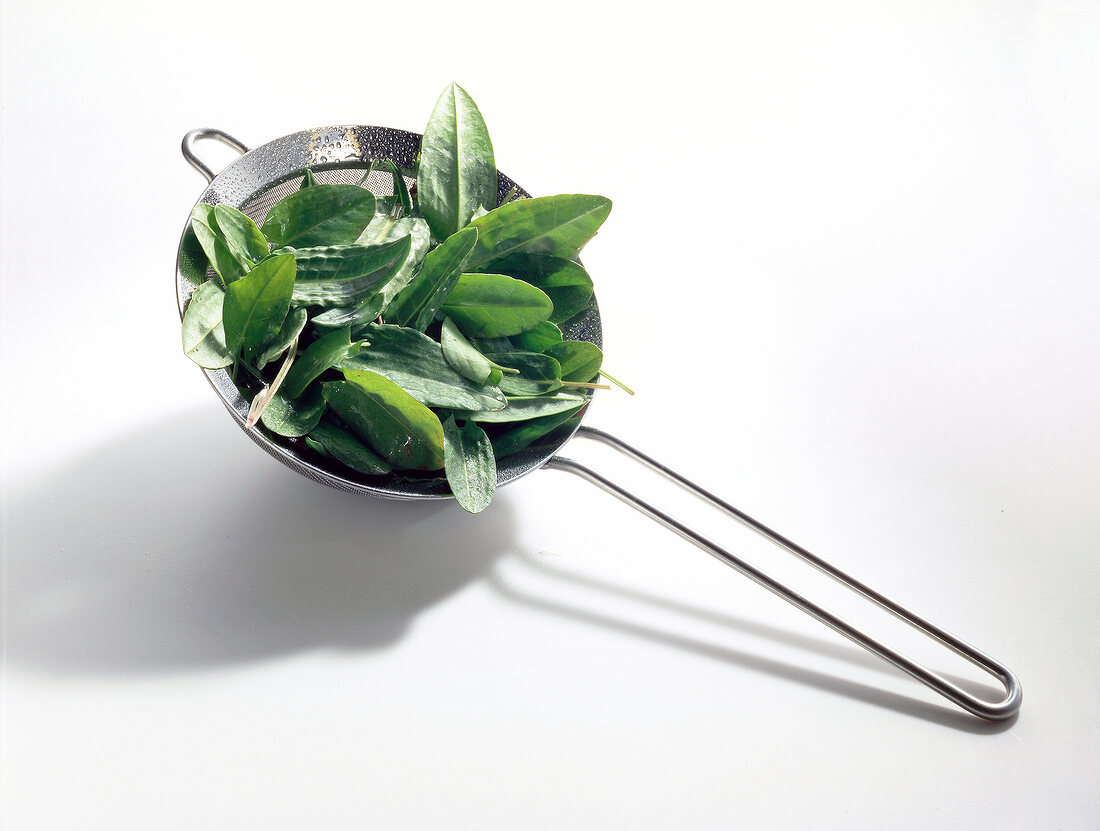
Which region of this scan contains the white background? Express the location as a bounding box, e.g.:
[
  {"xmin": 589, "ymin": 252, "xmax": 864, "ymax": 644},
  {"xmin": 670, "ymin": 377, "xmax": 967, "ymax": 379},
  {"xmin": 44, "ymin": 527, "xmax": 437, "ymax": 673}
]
[{"xmin": 3, "ymin": 1, "xmax": 1099, "ymax": 828}]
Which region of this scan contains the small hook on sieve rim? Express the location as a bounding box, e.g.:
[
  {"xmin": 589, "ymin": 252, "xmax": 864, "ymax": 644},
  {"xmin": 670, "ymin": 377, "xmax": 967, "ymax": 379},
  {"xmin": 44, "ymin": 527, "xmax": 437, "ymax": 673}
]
[{"xmin": 182, "ymin": 128, "xmax": 250, "ymax": 183}]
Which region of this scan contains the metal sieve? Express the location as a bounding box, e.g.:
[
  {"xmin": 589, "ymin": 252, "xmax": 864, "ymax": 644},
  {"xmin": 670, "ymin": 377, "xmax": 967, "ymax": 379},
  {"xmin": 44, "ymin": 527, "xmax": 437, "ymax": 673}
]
[{"xmin": 177, "ymin": 127, "xmax": 1022, "ymax": 721}]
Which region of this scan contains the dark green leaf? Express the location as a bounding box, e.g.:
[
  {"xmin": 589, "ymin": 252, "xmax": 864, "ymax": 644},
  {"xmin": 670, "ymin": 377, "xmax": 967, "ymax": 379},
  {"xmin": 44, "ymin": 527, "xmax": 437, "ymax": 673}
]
[
  {"xmin": 491, "ymin": 405, "xmax": 586, "ymax": 459},
  {"xmin": 442, "ymin": 273, "xmax": 553, "ymax": 338},
  {"xmin": 462, "ymin": 391, "xmax": 588, "ymax": 423},
  {"xmin": 214, "ymin": 203, "xmax": 269, "ymax": 263},
  {"xmin": 261, "ymin": 184, "xmax": 376, "ymax": 248},
  {"xmin": 181, "ymin": 281, "xmax": 233, "ymax": 369},
  {"xmin": 222, "ymin": 253, "xmax": 296, "ymax": 360},
  {"xmin": 387, "ymin": 227, "xmax": 478, "ymax": 330},
  {"xmin": 418, "ymin": 82, "xmax": 497, "ymax": 240},
  {"xmin": 324, "ymin": 375, "xmax": 445, "ymax": 470},
  {"xmin": 191, "ymin": 204, "xmax": 249, "ymax": 286},
  {"xmin": 545, "ymin": 340, "xmax": 603, "ymax": 382},
  {"xmin": 443, "ymin": 416, "xmax": 496, "ymax": 513},
  {"xmin": 464, "ymin": 194, "xmax": 612, "ymax": 271},
  {"xmin": 299, "ymin": 168, "xmax": 319, "ymax": 189},
  {"xmin": 510, "ymin": 320, "xmax": 563, "ymax": 353},
  {"xmin": 260, "ymin": 384, "xmax": 327, "ymax": 437},
  {"xmin": 492, "ymin": 253, "xmax": 594, "ymax": 323},
  {"xmin": 440, "ymin": 316, "xmax": 497, "ymax": 385},
  {"xmin": 256, "ymin": 307, "xmax": 308, "ymax": 370},
  {"xmin": 281, "ymin": 327, "xmax": 364, "ymax": 401},
  {"xmin": 289, "ymin": 236, "xmax": 412, "ymax": 307},
  {"xmin": 311, "ymin": 293, "xmax": 385, "ymax": 334},
  {"xmin": 387, "ymin": 160, "xmax": 414, "ymax": 217},
  {"xmin": 339, "ymin": 324, "xmax": 506, "ymax": 411},
  {"xmin": 307, "ymin": 420, "xmax": 392, "ymax": 475},
  {"xmin": 489, "ymin": 351, "xmax": 563, "ymax": 396}
]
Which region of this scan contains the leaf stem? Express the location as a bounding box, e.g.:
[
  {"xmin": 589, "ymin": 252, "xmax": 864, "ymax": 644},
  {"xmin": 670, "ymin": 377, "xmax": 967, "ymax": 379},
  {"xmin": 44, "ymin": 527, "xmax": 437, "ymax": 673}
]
[
  {"xmin": 561, "ymin": 381, "xmax": 611, "ymax": 390},
  {"xmin": 246, "ymin": 336, "xmax": 299, "ymax": 429},
  {"xmin": 499, "ymin": 185, "xmax": 520, "ymax": 207},
  {"xmin": 598, "ymin": 369, "xmax": 635, "ymax": 395}
]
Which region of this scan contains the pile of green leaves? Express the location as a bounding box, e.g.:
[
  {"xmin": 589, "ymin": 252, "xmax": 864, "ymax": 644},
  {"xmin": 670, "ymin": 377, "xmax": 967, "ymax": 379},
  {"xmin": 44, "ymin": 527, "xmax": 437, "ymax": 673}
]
[{"xmin": 181, "ymin": 83, "xmax": 620, "ymax": 512}]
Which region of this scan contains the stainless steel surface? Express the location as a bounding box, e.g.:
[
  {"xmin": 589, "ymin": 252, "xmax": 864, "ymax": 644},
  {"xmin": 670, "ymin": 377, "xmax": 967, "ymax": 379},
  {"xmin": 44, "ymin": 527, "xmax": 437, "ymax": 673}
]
[
  {"xmin": 181, "ymin": 128, "xmax": 250, "ymax": 183},
  {"xmin": 547, "ymin": 426, "xmax": 1022, "ymax": 721}
]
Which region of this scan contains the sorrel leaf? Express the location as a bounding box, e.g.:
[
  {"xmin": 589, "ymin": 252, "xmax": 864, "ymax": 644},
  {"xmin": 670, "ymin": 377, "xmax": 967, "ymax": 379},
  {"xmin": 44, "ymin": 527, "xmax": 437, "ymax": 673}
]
[
  {"xmin": 443, "ymin": 416, "xmax": 496, "ymax": 513},
  {"xmin": 418, "ymin": 82, "xmax": 496, "ymax": 240},
  {"xmin": 261, "ymin": 184, "xmax": 376, "ymax": 248}
]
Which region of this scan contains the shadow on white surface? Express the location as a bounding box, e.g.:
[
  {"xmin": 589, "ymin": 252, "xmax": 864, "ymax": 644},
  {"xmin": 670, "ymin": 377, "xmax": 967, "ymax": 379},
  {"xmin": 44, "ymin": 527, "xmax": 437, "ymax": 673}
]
[
  {"xmin": 5, "ymin": 408, "xmax": 513, "ymax": 676},
  {"xmin": 489, "ymin": 553, "xmax": 1016, "ymax": 734}
]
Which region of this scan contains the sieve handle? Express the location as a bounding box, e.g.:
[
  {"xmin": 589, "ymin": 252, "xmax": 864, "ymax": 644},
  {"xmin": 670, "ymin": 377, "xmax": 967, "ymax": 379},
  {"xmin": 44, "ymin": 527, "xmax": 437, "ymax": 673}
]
[
  {"xmin": 182, "ymin": 128, "xmax": 250, "ymax": 183},
  {"xmin": 545, "ymin": 425, "xmax": 1022, "ymax": 722}
]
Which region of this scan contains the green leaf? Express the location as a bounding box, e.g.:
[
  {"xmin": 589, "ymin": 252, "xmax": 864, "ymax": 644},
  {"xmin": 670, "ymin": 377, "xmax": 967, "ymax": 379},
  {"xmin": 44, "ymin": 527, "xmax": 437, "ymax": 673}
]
[
  {"xmin": 181, "ymin": 281, "xmax": 233, "ymax": 369},
  {"xmin": 387, "ymin": 227, "xmax": 478, "ymax": 330},
  {"xmin": 440, "ymin": 316, "xmax": 497, "ymax": 385},
  {"xmin": 443, "ymin": 416, "xmax": 496, "ymax": 513},
  {"xmin": 323, "ymin": 376, "xmax": 445, "ymax": 470},
  {"xmin": 464, "ymin": 194, "xmax": 612, "ymax": 271},
  {"xmin": 299, "ymin": 168, "xmax": 319, "ymax": 189},
  {"xmin": 222, "ymin": 253, "xmax": 296, "ymax": 360},
  {"xmin": 545, "ymin": 340, "xmax": 603, "ymax": 382},
  {"xmin": 461, "ymin": 391, "xmax": 588, "ymax": 423},
  {"xmin": 191, "ymin": 204, "xmax": 249, "ymax": 286},
  {"xmin": 307, "ymin": 421, "xmax": 391, "ymax": 475},
  {"xmin": 260, "ymin": 384, "xmax": 327, "ymax": 437},
  {"xmin": 311, "ymin": 293, "xmax": 386, "ymax": 335},
  {"xmin": 214, "ymin": 203, "xmax": 269, "ymax": 263},
  {"xmin": 255, "ymin": 307, "xmax": 308, "ymax": 370},
  {"xmin": 441, "ymin": 273, "xmax": 553, "ymax": 338},
  {"xmin": 387, "ymin": 160, "xmax": 414, "ymax": 216},
  {"xmin": 339, "ymin": 324, "xmax": 506, "ymax": 411},
  {"xmin": 261, "ymin": 184, "xmax": 376, "ymax": 248},
  {"xmin": 510, "ymin": 320, "xmax": 563, "ymax": 353},
  {"xmin": 492, "ymin": 253, "xmax": 594, "ymax": 323},
  {"xmin": 418, "ymin": 82, "xmax": 497, "ymax": 240},
  {"xmin": 288, "ymin": 236, "xmax": 412, "ymax": 307},
  {"xmin": 489, "ymin": 351, "xmax": 563, "ymax": 396},
  {"xmin": 281, "ymin": 326, "xmax": 364, "ymax": 401},
  {"xmin": 491, "ymin": 405, "xmax": 586, "ymax": 459}
]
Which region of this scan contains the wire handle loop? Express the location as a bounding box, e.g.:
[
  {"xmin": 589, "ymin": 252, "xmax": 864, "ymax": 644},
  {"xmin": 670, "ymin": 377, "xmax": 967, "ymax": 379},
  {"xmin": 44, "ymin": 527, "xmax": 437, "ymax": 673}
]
[
  {"xmin": 182, "ymin": 128, "xmax": 250, "ymax": 183},
  {"xmin": 546, "ymin": 425, "xmax": 1022, "ymax": 721}
]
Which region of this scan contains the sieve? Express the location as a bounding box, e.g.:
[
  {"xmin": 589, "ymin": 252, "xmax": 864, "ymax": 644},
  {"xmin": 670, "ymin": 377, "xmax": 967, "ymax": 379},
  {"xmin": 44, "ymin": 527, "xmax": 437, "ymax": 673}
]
[{"xmin": 178, "ymin": 126, "xmax": 1022, "ymax": 721}]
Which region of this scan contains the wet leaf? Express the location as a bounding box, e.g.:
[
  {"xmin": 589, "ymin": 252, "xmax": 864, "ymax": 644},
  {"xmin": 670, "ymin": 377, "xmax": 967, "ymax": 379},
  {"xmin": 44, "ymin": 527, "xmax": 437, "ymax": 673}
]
[
  {"xmin": 461, "ymin": 391, "xmax": 588, "ymax": 423},
  {"xmin": 443, "ymin": 416, "xmax": 496, "ymax": 513},
  {"xmin": 260, "ymin": 384, "xmax": 327, "ymax": 437},
  {"xmin": 261, "ymin": 184, "xmax": 376, "ymax": 248},
  {"xmin": 441, "ymin": 273, "xmax": 553, "ymax": 338},
  {"xmin": 214, "ymin": 203, "xmax": 269, "ymax": 263},
  {"xmin": 324, "ymin": 375, "xmax": 445, "ymax": 470},
  {"xmin": 256, "ymin": 307, "xmax": 308, "ymax": 370},
  {"xmin": 289, "ymin": 236, "xmax": 411, "ymax": 307},
  {"xmin": 307, "ymin": 420, "xmax": 392, "ymax": 475},
  {"xmin": 492, "ymin": 253, "xmax": 594, "ymax": 323},
  {"xmin": 339, "ymin": 324, "xmax": 506, "ymax": 411},
  {"xmin": 510, "ymin": 320, "xmax": 563, "ymax": 353},
  {"xmin": 545, "ymin": 340, "xmax": 603, "ymax": 382},
  {"xmin": 181, "ymin": 281, "xmax": 232, "ymax": 369},
  {"xmin": 489, "ymin": 351, "xmax": 563, "ymax": 396},
  {"xmin": 222, "ymin": 253, "xmax": 296, "ymax": 360},
  {"xmin": 281, "ymin": 326, "xmax": 364, "ymax": 401},
  {"xmin": 387, "ymin": 227, "xmax": 477, "ymax": 330},
  {"xmin": 491, "ymin": 404, "xmax": 585, "ymax": 459},
  {"xmin": 191, "ymin": 204, "xmax": 249, "ymax": 286},
  {"xmin": 464, "ymin": 194, "xmax": 611, "ymax": 271},
  {"xmin": 418, "ymin": 82, "xmax": 496, "ymax": 240}
]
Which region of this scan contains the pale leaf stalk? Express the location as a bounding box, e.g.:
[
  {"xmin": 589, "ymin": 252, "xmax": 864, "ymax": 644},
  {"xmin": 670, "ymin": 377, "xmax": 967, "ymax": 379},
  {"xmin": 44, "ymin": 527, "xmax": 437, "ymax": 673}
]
[
  {"xmin": 598, "ymin": 369, "xmax": 634, "ymax": 395},
  {"xmin": 246, "ymin": 336, "xmax": 299, "ymax": 429}
]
